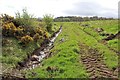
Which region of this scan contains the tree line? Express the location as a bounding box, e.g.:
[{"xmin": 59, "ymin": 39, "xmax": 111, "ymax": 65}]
[{"xmin": 53, "ymin": 16, "xmax": 115, "ymax": 22}]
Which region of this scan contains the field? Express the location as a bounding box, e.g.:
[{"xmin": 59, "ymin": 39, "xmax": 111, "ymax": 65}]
[
  {"xmin": 24, "ymin": 20, "xmax": 118, "ymax": 78},
  {"xmin": 1, "ymin": 0, "xmax": 119, "ymax": 79}
]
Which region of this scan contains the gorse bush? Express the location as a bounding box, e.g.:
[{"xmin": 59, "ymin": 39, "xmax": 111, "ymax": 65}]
[
  {"xmin": 2, "ymin": 15, "xmax": 49, "ymax": 44},
  {"xmin": 20, "ymin": 35, "xmax": 33, "ymax": 45},
  {"xmin": 1, "ymin": 14, "xmax": 14, "ymax": 22},
  {"xmin": 15, "ymin": 26, "xmax": 24, "ymax": 37},
  {"xmin": 34, "ymin": 27, "xmax": 49, "ymax": 39},
  {"xmin": 43, "ymin": 31, "xmax": 49, "ymax": 39},
  {"xmin": 2, "ymin": 21, "xmax": 24, "ymax": 38},
  {"xmin": 1, "ymin": 9, "xmax": 51, "ymax": 46},
  {"xmin": 35, "ymin": 27, "xmax": 43, "ymax": 35},
  {"xmin": 33, "ymin": 33, "xmax": 41, "ymax": 42},
  {"xmin": 2, "ymin": 22, "xmax": 17, "ymax": 37}
]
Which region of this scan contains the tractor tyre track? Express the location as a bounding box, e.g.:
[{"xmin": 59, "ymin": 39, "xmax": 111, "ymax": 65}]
[{"xmin": 79, "ymin": 43, "xmax": 118, "ymax": 79}]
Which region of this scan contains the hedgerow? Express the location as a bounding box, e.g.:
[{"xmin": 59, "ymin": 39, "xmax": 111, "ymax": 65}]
[{"xmin": 1, "ymin": 12, "xmax": 49, "ymax": 46}]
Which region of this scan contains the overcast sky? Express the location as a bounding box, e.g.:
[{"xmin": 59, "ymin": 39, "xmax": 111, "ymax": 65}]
[{"xmin": 0, "ymin": 0, "xmax": 119, "ymax": 18}]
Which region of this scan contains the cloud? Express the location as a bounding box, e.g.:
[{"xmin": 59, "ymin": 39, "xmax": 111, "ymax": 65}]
[
  {"xmin": 119, "ymin": 1, "xmax": 120, "ymax": 18},
  {"xmin": 0, "ymin": 0, "xmax": 118, "ymax": 18},
  {"xmin": 64, "ymin": 1, "xmax": 118, "ymax": 18}
]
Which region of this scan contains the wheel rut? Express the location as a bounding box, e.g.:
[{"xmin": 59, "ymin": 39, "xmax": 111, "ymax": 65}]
[
  {"xmin": 79, "ymin": 43, "xmax": 118, "ymax": 79},
  {"xmin": 78, "ymin": 27, "xmax": 119, "ymax": 55}
]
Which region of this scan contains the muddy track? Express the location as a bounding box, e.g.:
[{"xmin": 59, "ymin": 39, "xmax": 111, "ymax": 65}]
[{"xmin": 79, "ymin": 43, "xmax": 118, "ymax": 79}]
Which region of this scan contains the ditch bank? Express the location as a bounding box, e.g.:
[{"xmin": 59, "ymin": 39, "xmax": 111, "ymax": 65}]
[
  {"xmin": 17, "ymin": 26, "xmax": 62, "ymax": 70},
  {"xmin": 2, "ymin": 26, "xmax": 62, "ymax": 79}
]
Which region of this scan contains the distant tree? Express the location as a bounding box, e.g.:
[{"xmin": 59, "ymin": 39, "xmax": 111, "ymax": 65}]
[
  {"xmin": 62, "ymin": 18, "xmax": 70, "ymax": 22},
  {"xmin": 84, "ymin": 17, "xmax": 90, "ymax": 21},
  {"xmin": 43, "ymin": 14, "xmax": 54, "ymax": 32},
  {"xmin": 93, "ymin": 16, "xmax": 98, "ymax": 20},
  {"xmin": 54, "ymin": 16, "xmax": 113, "ymax": 22}
]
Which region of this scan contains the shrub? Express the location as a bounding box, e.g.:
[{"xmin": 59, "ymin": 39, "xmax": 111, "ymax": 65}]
[
  {"xmin": 13, "ymin": 8, "xmax": 35, "ymax": 31},
  {"xmin": 15, "ymin": 26, "xmax": 24, "ymax": 37},
  {"xmin": 43, "ymin": 32, "xmax": 49, "ymax": 39},
  {"xmin": 2, "ymin": 22, "xmax": 17, "ymax": 37},
  {"xmin": 43, "ymin": 14, "xmax": 54, "ymax": 32},
  {"xmin": 33, "ymin": 33, "xmax": 41, "ymax": 42},
  {"xmin": 34, "ymin": 27, "xmax": 49, "ymax": 39},
  {"xmin": 1, "ymin": 14, "xmax": 14, "ymax": 22},
  {"xmin": 35, "ymin": 27, "xmax": 43, "ymax": 35},
  {"xmin": 20, "ymin": 35, "xmax": 33, "ymax": 45}
]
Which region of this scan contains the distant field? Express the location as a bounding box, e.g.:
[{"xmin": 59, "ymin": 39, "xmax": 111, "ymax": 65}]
[{"xmin": 25, "ymin": 20, "xmax": 118, "ymax": 78}]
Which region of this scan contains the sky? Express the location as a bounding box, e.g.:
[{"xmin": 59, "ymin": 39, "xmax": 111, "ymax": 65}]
[{"xmin": 0, "ymin": 0, "xmax": 119, "ymax": 18}]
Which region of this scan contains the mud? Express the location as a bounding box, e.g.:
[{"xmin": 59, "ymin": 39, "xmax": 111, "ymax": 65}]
[{"xmin": 79, "ymin": 43, "xmax": 118, "ymax": 79}]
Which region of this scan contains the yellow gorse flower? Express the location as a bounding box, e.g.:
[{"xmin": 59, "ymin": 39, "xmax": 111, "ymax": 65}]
[{"xmin": 21, "ymin": 35, "xmax": 33, "ymax": 45}]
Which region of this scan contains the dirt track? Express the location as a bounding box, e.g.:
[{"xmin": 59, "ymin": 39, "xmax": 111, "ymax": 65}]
[{"xmin": 79, "ymin": 43, "xmax": 118, "ymax": 79}]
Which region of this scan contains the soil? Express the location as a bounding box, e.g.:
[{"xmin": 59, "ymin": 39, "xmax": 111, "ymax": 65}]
[{"xmin": 79, "ymin": 43, "xmax": 118, "ymax": 79}]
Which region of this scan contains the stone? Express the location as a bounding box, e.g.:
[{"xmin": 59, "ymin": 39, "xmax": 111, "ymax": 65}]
[
  {"xmin": 95, "ymin": 28, "xmax": 104, "ymax": 33},
  {"xmin": 60, "ymin": 38, "xmax": 65, "ymax": 42}
]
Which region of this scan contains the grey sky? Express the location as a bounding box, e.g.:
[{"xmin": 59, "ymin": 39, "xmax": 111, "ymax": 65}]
[
  {"xmin": 64, "ymin": 1, "xmax": 118, "ymax": 18},
  {"xmin": 0, "ymin": 0, "xmax": 119, "ymax": 18}
]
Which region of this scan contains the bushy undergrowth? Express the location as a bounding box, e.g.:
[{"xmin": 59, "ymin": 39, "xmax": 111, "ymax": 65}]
[
  {"xmin": 1, "ymin": 10, "xmax": 53, "ymax": 68},
  {"xmin": 43, "ymin": 14, "xmax": 54, "ymax": 33},
  {"xmin": 1, "ymin": 13, "xmax": 49, "ymax": 46},
  {"xmin": 13, "ymin": 8, "xmax": 34, "ymax": 28}
]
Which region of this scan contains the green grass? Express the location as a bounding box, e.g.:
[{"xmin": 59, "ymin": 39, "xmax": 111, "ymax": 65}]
[
  {"xmin": 1, "ymin": 20, "xmax": 57, "ymax": 69},
  {"xmin": 2, "ymin": 20, "xmax": 118, "ymax": 78},
  {"xmin": 79, "ymin": 20, "xmax": 118, "ymax": 51},
  {"xmin": 2, "ymin": 37, "xmax": 39, "ymax": 68},
  {"xmin": 74, "ymin": 21, "xmax": 118, "ymax": 69},
  {"xmin": 82, "ymin": 20, "xmax": 118, "ymax": 34},
  {"xmin": 25, "ymin": 22, "xmax": 89, "ymax": 78},
  {"xmin": 108, "ymin": 39, "xmax": 118, "ymax": 51},
  {"xmin": 25, "ymin": 20, "xmax": 118, "ymax": 78}
]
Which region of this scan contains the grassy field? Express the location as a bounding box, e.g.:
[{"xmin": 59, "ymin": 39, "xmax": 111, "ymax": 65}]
[
  {"xmin": 25, "ymin": 20, "xmax": 118, "ymax": 78},
  {"xmin": 80, "ymin": 20, "xmax": 119, "ymax": 51}
]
